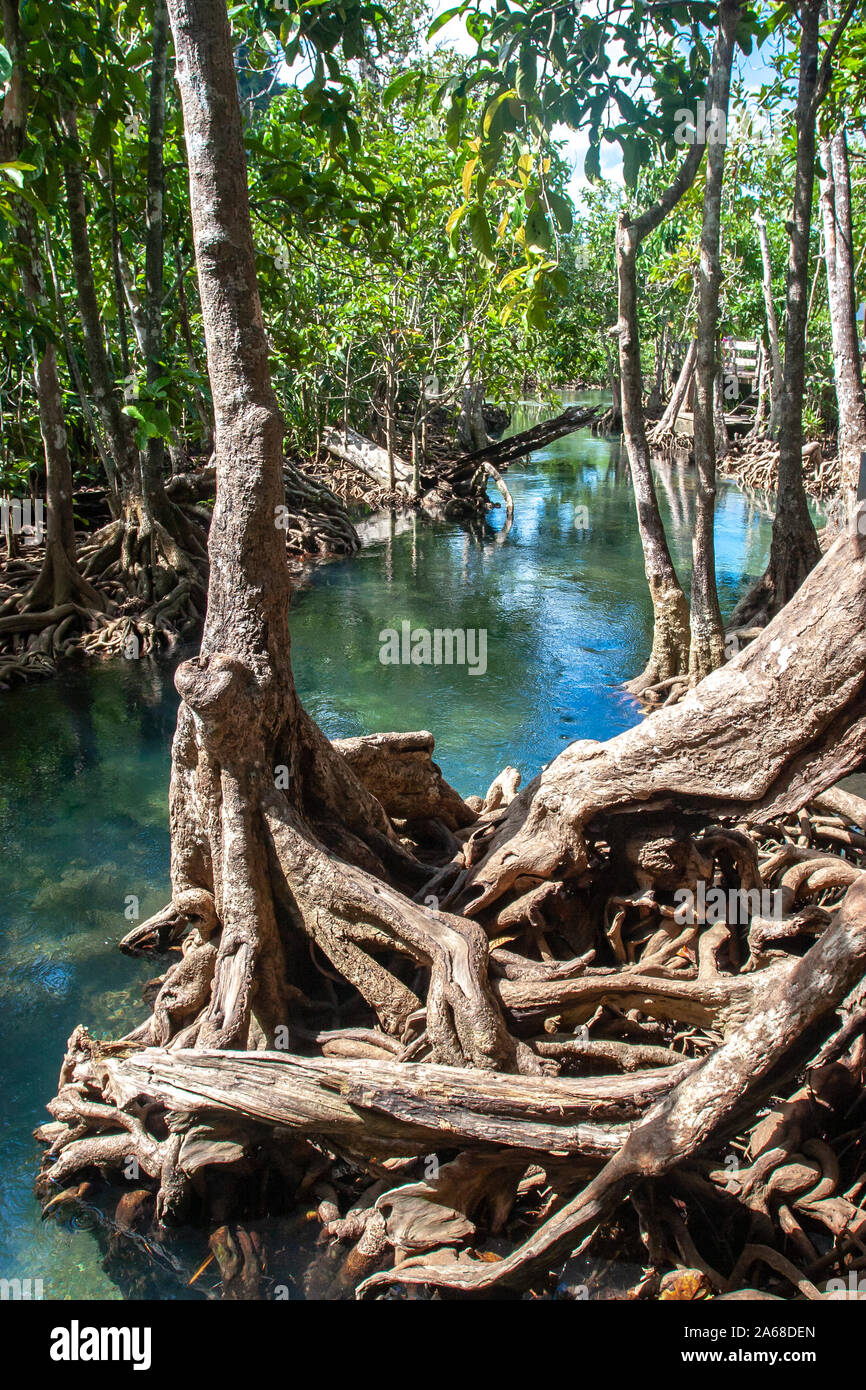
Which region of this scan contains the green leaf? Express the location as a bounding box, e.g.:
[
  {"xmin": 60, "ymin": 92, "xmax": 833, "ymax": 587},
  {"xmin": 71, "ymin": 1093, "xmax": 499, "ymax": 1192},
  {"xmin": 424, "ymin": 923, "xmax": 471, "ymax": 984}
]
[
  {"xmin": 546, "ymin": 189, "xmax": 573, "ymax": 233},
  {"xmin": 622, "ymin": 136, "xmax": 640, "ymax": 189},
  {"xmin": 516, "ymin": 45, "xmax": 536, "ymax": 103},
  {"xmin": 78, "ymin": 44, "xmax": 99, "ymax": 80},
  {"xmin": 584, "ymin": 141, "xmax": 601, "ymax": 183},
  {"xmin": 383, "ymin": 71, "xmax": 417, "ymax": 106},
  {"xmin": 461, "ymin": 157, "xmax": 477, "ymax": 200},
  {"xmin": 91, "ymin": 110, "xmax": 112, "ymax": 156},
  {"xmin": 0, "ymin": 162, "xmax": 27, "ymax": 188},
  {"xmin": 445, "ymin": 201, "xmax": 468, "ymax": 235},
  {"xmin": 500, "ymin": 290, "xmax": 525, "ymax": 326},
  {"xmin": 482, "ymin": 88, "xmax": 516, "ymax": 138},
  {"xmin": 469, "ymin": 205, "xmax": 495, "ymax": 265},
  {"xmin": 525, "ymin": 203, "xmax": 551, "ymax": 253},
  {"xmin": 498, "ymin": 264, "xmax": 527, "ymax": 293},
  {"xmin": 428, "ymin": 5, "xmax": 466, "ymax": 40},
  {"xmin": 526, "ymin": 295, "xmax": 547, "ymax": 330}
]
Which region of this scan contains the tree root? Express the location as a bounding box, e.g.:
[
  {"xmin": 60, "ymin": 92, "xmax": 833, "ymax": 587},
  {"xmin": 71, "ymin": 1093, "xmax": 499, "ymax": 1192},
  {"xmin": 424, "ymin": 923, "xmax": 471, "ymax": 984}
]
[
  {"xmin": 356, "ymin": 877, "xmax": 866, "ymax": 1295},
  {"xmin": 34, "ymin": 519, "xmax": 866, "ymax": 1299},
  {"xmin": 37, "ymin": 740, "xmax": 866, "ymax": 1299}
]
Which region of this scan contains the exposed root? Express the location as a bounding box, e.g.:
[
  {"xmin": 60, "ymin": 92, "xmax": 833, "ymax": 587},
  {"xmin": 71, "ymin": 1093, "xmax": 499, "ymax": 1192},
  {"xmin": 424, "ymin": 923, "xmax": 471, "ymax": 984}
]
[
  {"xmin": 34, "ymin": 521, "xmax": 866, "ymax": 1300},
  {"xmin": 36, "ymin": 721, "xmax": 866, "ymax": 1300},
  {"xmin": 0, "ymin": 541, "xmax": 113, "ymax": 687},
  {"xmin": 721, "ymin": 435, "xmax": 839, "ymax": 505}
]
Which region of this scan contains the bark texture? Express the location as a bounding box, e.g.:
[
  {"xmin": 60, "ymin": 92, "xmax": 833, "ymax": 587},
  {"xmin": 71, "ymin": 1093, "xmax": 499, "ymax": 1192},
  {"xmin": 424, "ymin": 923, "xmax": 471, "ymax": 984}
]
[
  {"xmin": 689, "ymin": 1, "xmax": 740, "ymax": 682},
  {"xmin": 819, "ymin": 127, "xmax": 866, "ymax": 505},
  {"xmin": 616, "ymin": 146, "xmax": 705, "ymax": 692}
]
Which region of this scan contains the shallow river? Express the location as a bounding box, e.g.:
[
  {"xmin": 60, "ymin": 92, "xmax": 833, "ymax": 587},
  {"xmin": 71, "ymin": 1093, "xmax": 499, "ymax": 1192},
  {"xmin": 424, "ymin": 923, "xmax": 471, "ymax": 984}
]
[{"xmin": 0, "ymin": 395, "xmax": 791, "ymax": 1297}]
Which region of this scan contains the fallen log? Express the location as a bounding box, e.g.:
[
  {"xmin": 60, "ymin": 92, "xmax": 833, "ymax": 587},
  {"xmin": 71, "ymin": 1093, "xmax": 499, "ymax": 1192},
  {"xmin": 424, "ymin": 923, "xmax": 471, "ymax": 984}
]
[
  {"xmin": 441, "ymin": 403, "xmax": 601, "ymax": 483},
  {"xmin": 322, "ymin": 406, "xmax": 598, "ymax": 514},
  {"xmin": 322, "ymin": 425, "xmax": 415, "ymax": 497},
  {"xmin": 92, "ymin": 1048, "xmax": 687, "ymax": 1160}
]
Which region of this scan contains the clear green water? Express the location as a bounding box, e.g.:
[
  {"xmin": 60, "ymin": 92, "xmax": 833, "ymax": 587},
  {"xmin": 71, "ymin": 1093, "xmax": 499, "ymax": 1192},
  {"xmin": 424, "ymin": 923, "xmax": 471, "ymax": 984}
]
[{"xmin": 0, "ymin": 396, "xmax": 787, "ymax": 1298}]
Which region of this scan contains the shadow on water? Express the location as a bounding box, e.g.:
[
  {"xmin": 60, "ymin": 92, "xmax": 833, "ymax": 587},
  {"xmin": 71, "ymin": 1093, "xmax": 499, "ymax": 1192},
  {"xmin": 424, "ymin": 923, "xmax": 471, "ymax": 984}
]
[{"xmin": 0, "ymin": 394, "xmax": 793, "ymax": 1297}]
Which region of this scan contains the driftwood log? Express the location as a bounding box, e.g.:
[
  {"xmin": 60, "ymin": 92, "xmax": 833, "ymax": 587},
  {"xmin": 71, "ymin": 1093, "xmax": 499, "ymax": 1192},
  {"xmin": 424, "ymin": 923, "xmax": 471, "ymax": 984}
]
[
  {"xmin": 322, "ymin": 426, "xmax": 415, "ymax": 497},
  {"xmin": 321, "ymin": 406, "xmax": 599, "ymax": 518}
]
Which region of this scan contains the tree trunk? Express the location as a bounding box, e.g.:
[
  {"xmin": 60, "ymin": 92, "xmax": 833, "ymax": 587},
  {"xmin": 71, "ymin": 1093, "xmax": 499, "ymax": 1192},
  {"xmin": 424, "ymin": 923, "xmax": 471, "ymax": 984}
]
[
  {"xmin": 647, "ymin": 321, "xmax": 670, "ymax": 415},
  {"xmin": 384, "ymin": 346, "xmax": 396, "ymax": 491},
  {"xmin": 648, "ymin": 337, "xmax": 696, "ymax": 442},
  {"xmin": 106, "ymin": 145, "xmax": 131, "ymax": 384},
  {"xmin": 616, "ymin": 141, "xmax": 706, "ymax": 692},
  {"xmin": 689, "ymin": 0, "xmax": 739, "ymax": 682},
  {"xmin": 142, "ymin": 0, "xmax": 171, "ymax": 514},
  {"xmin": 456, "ymin": 331, "xmax": 489, "ymax": 453},
  {"xmin": 153, "ymin": 0, "xmax": 517, "ymax": 1069},
  {"xmin": 713, "ymin": 363, "xmax": 730, "ymax": 460},
  {"xmin": 819, "ymin": 126, "xmax": 866, "ymax": 505},
  {"xmin": 765, "ymin": 0, "xmax": 826, "ymax": 603},
  {"xmin": 43, "ymin": 228, "xmax": 119, "ymax": 511},
  {"xmin": 754, "ymin": 211, "xmax": 783, "ymax": 438},
  {"xmin": 61, "ymin": 104, "xmax": 142, "ymax": 498},
  {"xmin": 733, "ymin": 0, "xmax": 833, "ymax": 629}
]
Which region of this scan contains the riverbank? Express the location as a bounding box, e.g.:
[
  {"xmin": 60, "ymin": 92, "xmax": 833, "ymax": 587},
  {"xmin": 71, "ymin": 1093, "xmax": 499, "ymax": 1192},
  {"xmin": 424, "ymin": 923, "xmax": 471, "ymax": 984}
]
[{"xmin": 1, "ymin": 397, "xmax": 595, "ymax": 691}]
